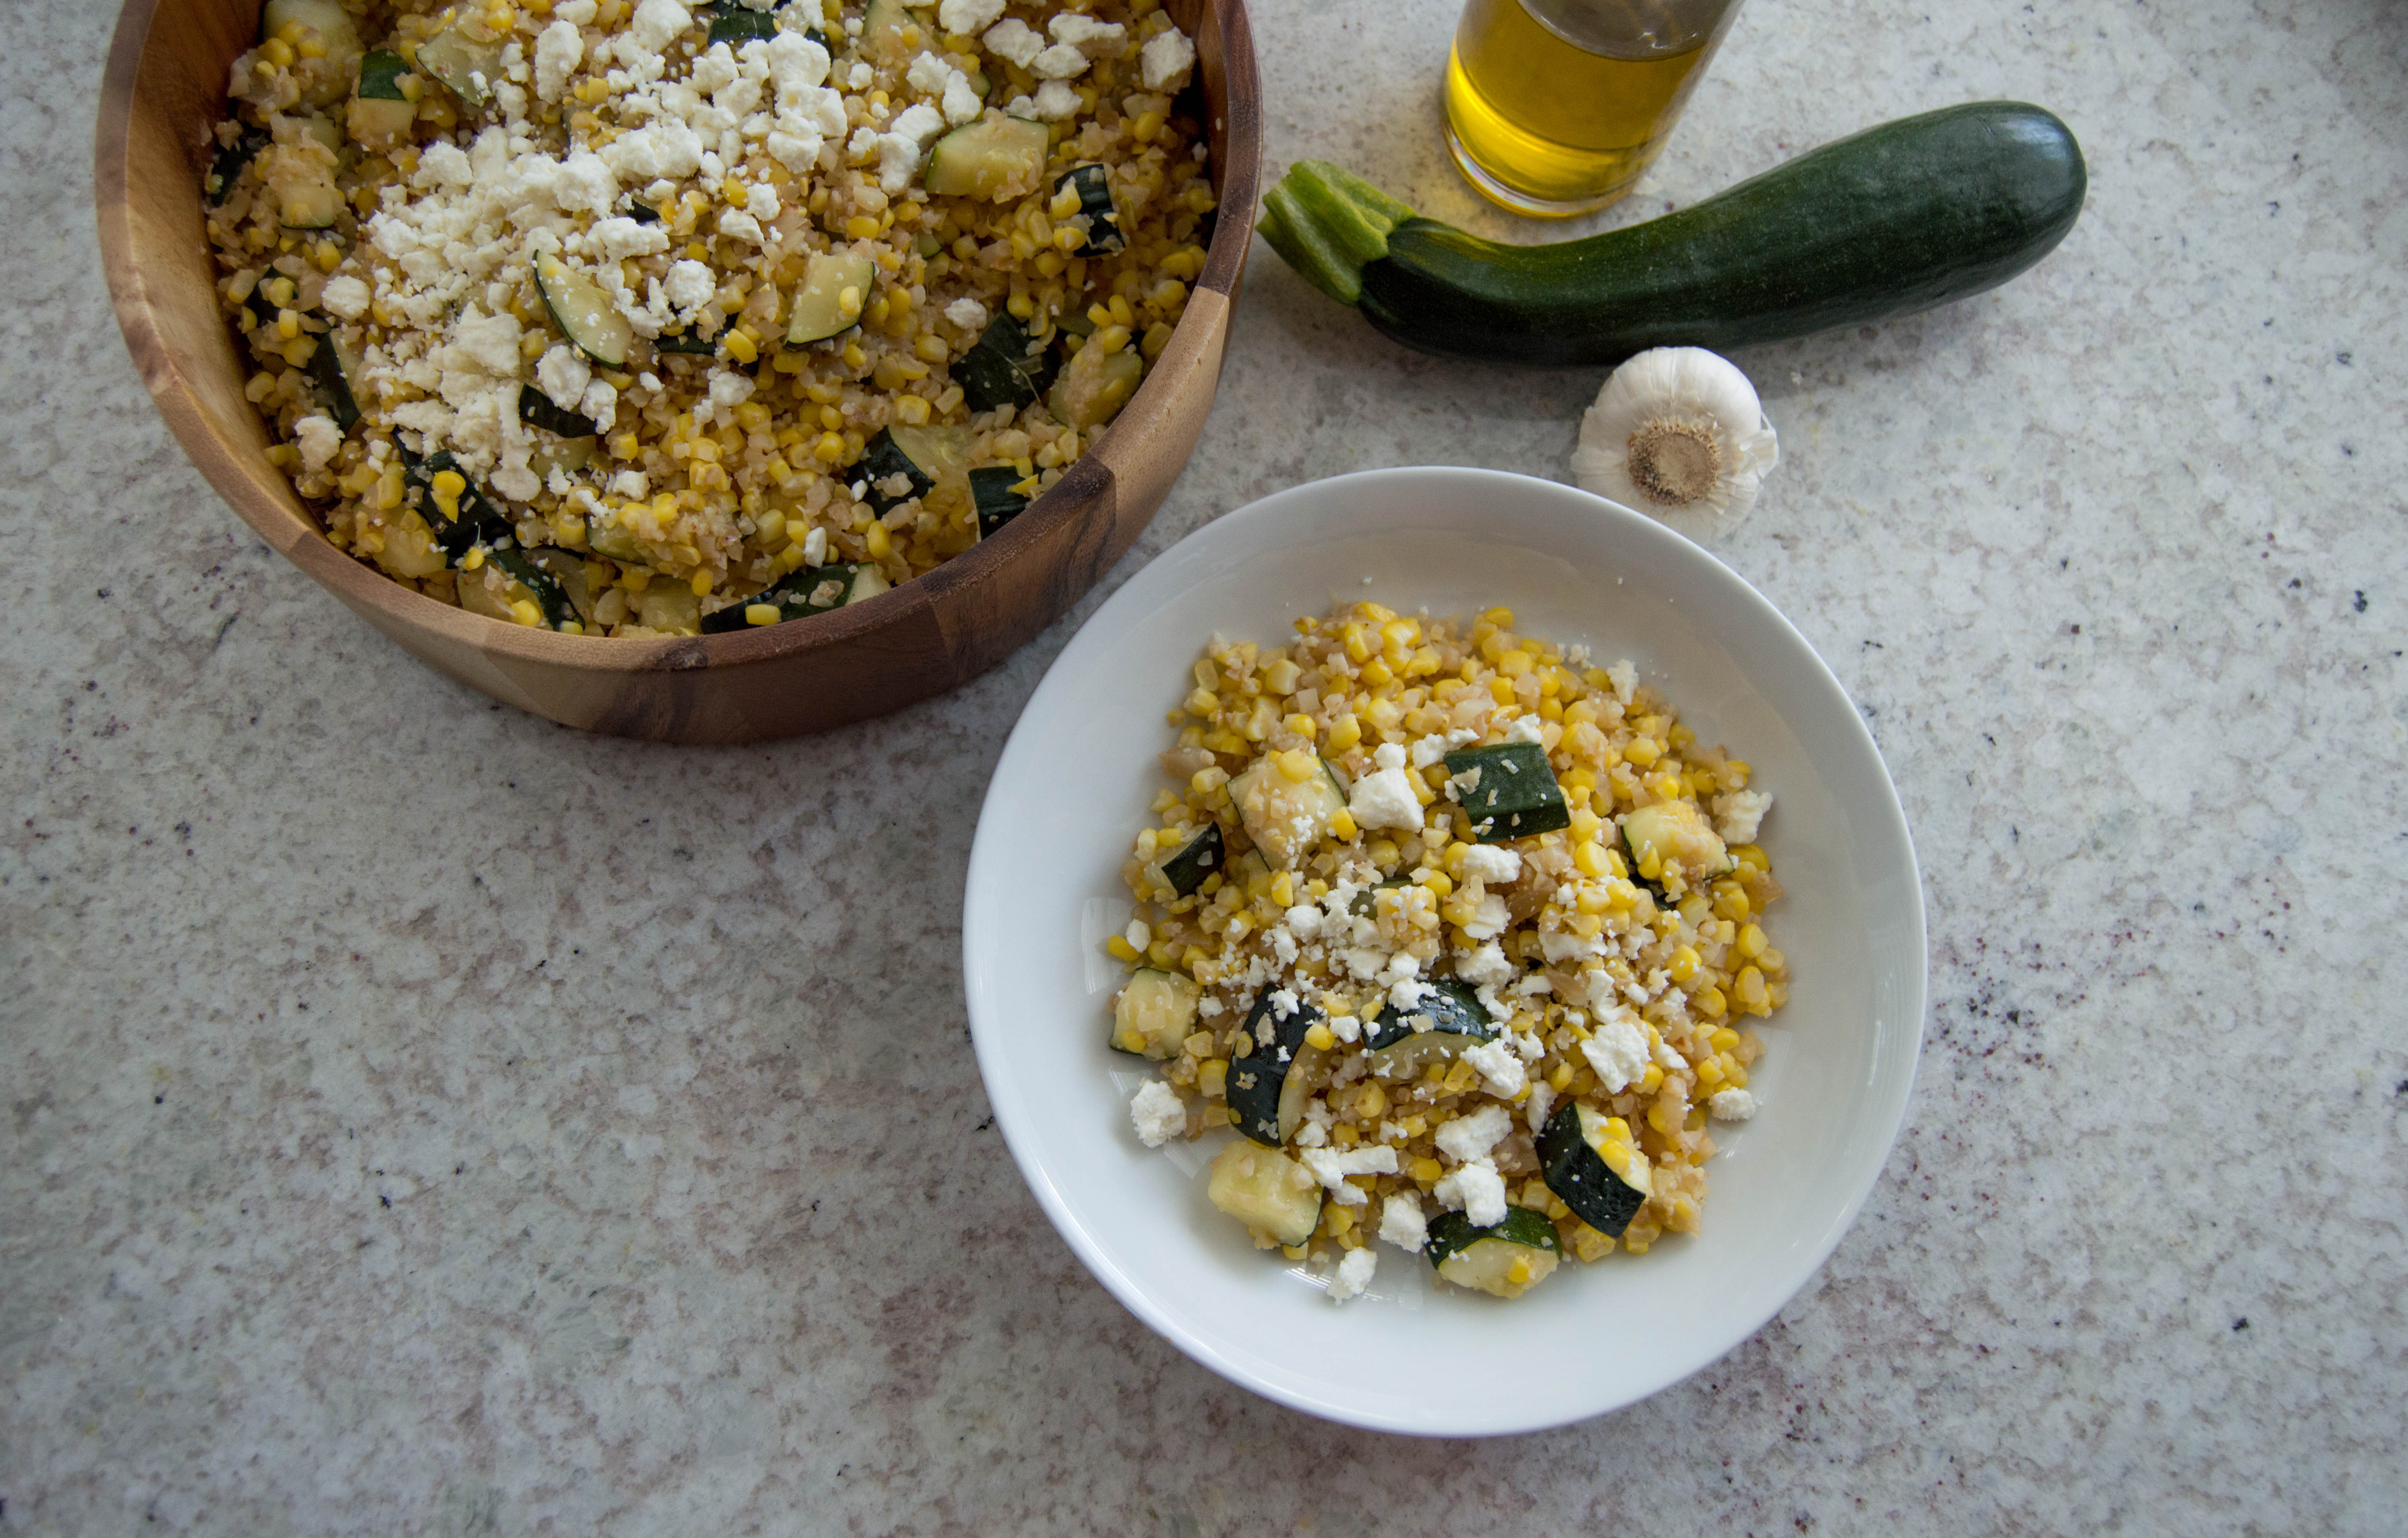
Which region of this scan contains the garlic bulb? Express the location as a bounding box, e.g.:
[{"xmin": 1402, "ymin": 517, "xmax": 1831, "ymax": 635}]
[{"xmin": 1571, "ymin": 347, "xmax": 1779, "ymax": 519}]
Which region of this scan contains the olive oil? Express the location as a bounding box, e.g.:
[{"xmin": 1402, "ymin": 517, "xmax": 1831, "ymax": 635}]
[{"xmin": 1445, "ymin": 0, "xmax": 1742, "ymax": 216}]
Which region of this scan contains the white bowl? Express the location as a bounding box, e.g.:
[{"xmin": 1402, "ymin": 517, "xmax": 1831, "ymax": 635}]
[{"xmin": 962, "ymin": 467, "xmax": 1925, "ymax": 1435}]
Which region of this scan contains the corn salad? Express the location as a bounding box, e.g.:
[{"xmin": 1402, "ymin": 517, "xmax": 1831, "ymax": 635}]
[
  {"xmin": 1112, "ymin": 601, "xmax": 1791, "ymax": 1302},
  {"xmin": 204, "ymin": 0, "xmax": 1213, "ymax": 636}
]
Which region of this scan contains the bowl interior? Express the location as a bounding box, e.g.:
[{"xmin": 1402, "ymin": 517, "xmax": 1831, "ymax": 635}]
[{"xmin": 963, "ymin": 467, "xmax": 1926, "ymax": 1435}]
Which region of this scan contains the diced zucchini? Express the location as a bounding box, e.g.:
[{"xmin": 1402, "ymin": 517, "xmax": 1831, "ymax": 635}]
[
  {"xmin": 1226, "ymin": 983, "xmax": 1322, "ymax": 1147},
  {"xmin": 586, "ymin": 515, "xmax": 645, "ymax": 565},
  {"xmin": 397, "ymin": 451, "xmax": 578, "ymax": 629},
  {"xmin": 1157, "ymin": 822, "xmax": 1223, "ymax": 898},
  {"xmin": 786, "ymin": 248, "xmax": 876, "ymax": 344},
  {"xmin": 852, "ymin": 423, "xmax": 973, "ymax": 514},
  {"xmin": 635, "ymin": 584, "xmax": 702, "ymax": 634},
  {"xmin": 1207, "ymin": 1141, "xmax": 1321, "ymax": 1248},
  {"xmin": 262, "ymin": 143, "xmax": 343, "ymax": 228},
  {"xmin": 348, "ymin": 52, "xmax": 416, "ymax": 145},
  {"xmin": 1111, "ymin": 969, "xmax": 1200, "ymax": 1059},
  {"xmin": 356, "ymin": 47, "xmax": 410, "ymax": 99},
  {"xmin": 695, "ymin": 561, "xmax": 888, "ymax": 633},
  {"xmin": 1618, "ymin": 800, "xmax": 1734, "ymax": 887},
  {"xmin": 1536, "ymin": 1100, "xmax": 1652, "ymax": 1239},
  {"xmin": 518, "ymin": 382, "xmax": 597, "ymax": 439},
  {"xmin": 529, "ymin": 548, "xmax": 597, "ymax": 626},
  {"xmin": 860, "ymin": 0, "xmax": 913, "ymax": 62},
  {"xmin": 535, "ymin": 254, "xmax": 632, "ymax": 368},
  {"xmin": 923, "ymin": 112, "xmax": 1051, "ymax": 201},
  {"xmin": 489, "ymin": 548, "xmax": 579, "ymax": 628},
  {"xmin": 653, "ymin": 331, "xmax": 717, "ymax": 356},
  {"xmin": 262, "ymin": 0, "xmax": 361, "ymax": 63},
  {"xmin": 1348, "ymin": 874, "xmax": 1410, "ymax": 918},
  {"xmin": 707, "ymin": 5, "xmax": 781, "ymax": 46},
  {"xmin": 305, "ymin": 329, "xmax": 362, "ymax": 431},
  {"xmin": 1428, "ymin": 1207, "xmax": 1564, "ymax": 1298},
  {"xmin": 415, "ymin": 26, "xmax": 502, "ymax": 107},
  {"xmin": 530, "ymin": 435, "xmax": 596, "ymax": 481},
  {"xmin": 970, "ymin": 465, "xmax": 1034, "ymax": 538},
  {"xmin": 1446, "ymin": 741, "xmax": 1572, "ymax": 844},
  {"xmin": 1048, "ymin": 341, "xmax": 1143, "ymax": 430},
  {"xmin": 1362, "ymin": 980, "xmax": 1497, "ymax": 1079},
  {"xmin": 956, "ymin": 312, "xmax": 1059, "ymax": 412},
  {"xmin": 624, "ymin": 199, "xmax": 662, "ymax": 225},
  {"xmin": 205, "ymin": 127, "xmax": 268, "ymax": 205},
  {"xmin": 1053, "ymin": 164, "xmax": 1125, "ymax": 256},
  {"xmin": 1227, "ymin": 755, "xmax": 1347, "ymax": 870}
]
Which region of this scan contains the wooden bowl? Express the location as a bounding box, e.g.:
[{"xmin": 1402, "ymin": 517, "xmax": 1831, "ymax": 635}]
[{"xmin": 97, "ymin": 0, "xmax": 1260, "ymax": 743}]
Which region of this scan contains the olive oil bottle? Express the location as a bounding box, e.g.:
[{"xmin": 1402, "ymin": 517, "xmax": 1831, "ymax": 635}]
[{"xmin": 1445, "ymin": 0, "xmax": 1744, "ymax": 216}]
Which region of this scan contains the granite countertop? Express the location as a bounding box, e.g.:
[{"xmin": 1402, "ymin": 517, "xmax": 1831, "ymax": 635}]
[{"xmin": 5, "ymin": 0, "xmax": 2403, "ymax": 1531}]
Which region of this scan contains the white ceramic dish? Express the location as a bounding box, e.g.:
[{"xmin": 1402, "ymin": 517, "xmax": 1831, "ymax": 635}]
[{"xmin": 961, "ymin": 467, "xmax": 1925, "ymax": 1436}]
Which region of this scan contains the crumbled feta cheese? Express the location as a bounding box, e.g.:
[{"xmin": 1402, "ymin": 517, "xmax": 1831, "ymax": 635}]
[
  {"xmin": 1524, "ymin": 1080, "xmax": 1557, "ymax": 1134},
  {"xmin": 937, "ymin": 0, "xmax": 1005, "ymax": 36},
  {"xmin": 630, "ymin": 0, "xmax": 693, "ymax": 55},
  {"xmin": 1049, "ymin": 13, "xmax": 1127, "ymax": 53},
  {"xmin": 1710, "ymin": 1088, "xmax": 1760, "ymax": 1122},
  {"xmin": 1328, "ymin": 1013, "xmax": 1360, "ymax": 1043},
  {"xmin": 1378, "ymin": 1192, "xmax": 1428, "ymax": 1253},
  {"xmin": 1715, "ymin": 789, "xmax": 1773, "ymax": 845},
  {"xmin": 1435, "ymin": 1158, "xmax": 1507, "ymax": 1227},
  {"xmin": 1461, "ymin": 893, "xmax": 1510, "ymax": 941},
  {"xmin": 1607, "ymin": 659, "xmax": 1637, "ymax": 704},
  {"xmin": 1348, "ymin": 766, "xmax": 1423, "ymax": 832},
  {"xmin": 1030, "ymin": 41, "xmax": 1090, "ymax": 78},
  {"xmin": 534, "ymin": 21, "xmax": 584, "ymax": 101},
  {"xmin": 1462, "ymin": 1037, "xmax": 1527, "ymax": 1099},
  {"xmin": 293, "ymin": 414, "xmax": 342, "ymax": 470},
  {"xmin": 1129, "ymin": 1080, "xmax": 1186, "ymax": 1147},
  {"xmin": 601, "ymin": 121, "xmax": 706, "ymax": 183},
  {"xmin": 579, "ymin": 379, "xmax": 618, "ymax": 432},
  {"xmin": 981, "ymin": 16, "xmax": 1045, "ymax": 67},
  {"xmin": 1013, "ymin": 79, "xmax": 1083, "ymax": 119},
  {"xmin": 319, "ymin": 274, "xmax": 371, "ymax": 320},
  {"xmin": 1301, "ymin": 1145, "xmax": 1397, "ymax": 1205},
  {"xmin": 800, "ymin": 525, "xmax": 828, "ymax": 565},
  {"xmin": 1457, "ymin": 844, "xmax": 1520, "ymax": 886},
  {"xmin": 591, "ymin": 215, "xmax": 671, "ymax": 261},
  {"xmin": 1582, "ymin": 1016, "xmax": 1650, "ymax": 1093},
  {"xmin": 610, "ymin": 470, "xmax": 649, "ymax": 499},
  {"xmin": 1435, "ymin": 1104, "xmax": 1512, "ymax": 1164},
  {"xmin": 536, "ymin": 344, "xmax": 592, "ymax": 412},
  {"xmin": 555, "ymin": 0, "xmax": 597, "ymax": 21},
  {"xmin": 663, "ymin": 258, "xmax": 716, "ymax": 315},
  {"xmin": 906, "ymin": 50, "xmax": 958, "ymax": 96},
  {"xmin": 1281, "ymin": 903, "xmax": 1321, "ymax": 940},
  {"xmin": 1327, "ymin": 1245, "xmax": 1377, "ymax": 1304},
  {"xmin": 1268, "ymin": 987, "xmax": 1301, "ymax": 1020},
  {"xmin": 876, "ymin": 101, "xmax": 947, "ymax": 190},
  {"xmin": 1373, "ymin": 741, "xmax": 1407, "ymax": 771},
  {"xmin": 717, "ymin": 207, "xmax": 764, "ymax": 243},
  {"xmin": 1455, "ymin": 941, "xmax": 1512, "ymax": 989},
  {"xmin": 705, "ymin": 368, "xmax": 755, "ymax": 418},
  {"xmin": 1141, "ymin": 25, "xmax": 1196, "ymax": 90},
  {"xmin": 745, "ymin": 181, "xmax": 781, "ymax": 221},
  {"xmin": 1505, "ymin": 714, "xmax": 1546, "ymax": 744}
]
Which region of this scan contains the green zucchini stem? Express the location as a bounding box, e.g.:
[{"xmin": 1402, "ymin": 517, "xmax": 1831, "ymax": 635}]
[{"xmin": 1257, "ymin": 161, "xmax": 1417, "ymax": 308}]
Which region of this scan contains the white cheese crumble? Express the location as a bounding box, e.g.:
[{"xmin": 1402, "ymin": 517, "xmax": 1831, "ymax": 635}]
[
  {"xmin": 937, "ymin": 0, "xmax": 1005, "ymax": 36},
  {"xmin": 1378, "ymin": 1192, "xmax": 1428, "ymax": 1253},
  {"xmin": 981, "ymin": 16, "xmax": 1044, "ymax": 67},
  {"xmin": 1435, "ymin": 1103, "xmax": 1512, "ymax": 1164},
  {"xmin": 1460, "ymin": 893, "xmax": 1510, "ymax": 941},
  {"xmin": 1607, "ymin": 659, "xmax": 1638, "ymax": 704},
  {"xmin": 1348, "ymin": 766, "xmax": 1423, "ymax": 832},
  {"xmin": 1128, "ymin": 1080, "xmax": 1186, "ymax": 1147},
  {"xmin": 1523, "ymin": 1080, "xmax": 1557, "ymax": 1134},
  {"xmin": 1301, "ymin": 1145, "xmax": 1397, "ymax": 1205},
  {"xmin": 630, "ymin": 0, "xmax": 694, "ymax": 55},
  {"xmin": 1461, "ymin": 1037, "xmax": 1527, "ymax": 1099},
  {"xmin": 293, "ymin": 414, "xmax": 343, "ymax": 471},
  {"xmin": 535, "ymin": 344, "xmax": 592, "ymax": 412},
  {"xmin": 1455, "ymin": 940, "xmax": 1512, "ymax": 989},
  {"xmin": 534, "ymin": 20, "xmax": 584, "ymax": 101},
  {"xmin": 1504, "ymin": 713, "xmax": 1546, "ymax": 744},
  {"xmin": 1582, "ymin": 1016, "xmax": 1651, "ymax": 1093},
  {"xmin": 1710, "ymin": 1088, "xmax": 1760, "ymax": 1122},
  {"xmin": 1140, "ymin": 24, "xmax": 1196, "ymax": 90},
  {"xmin": 1049, "ymin": 13, "xmax": 1127, "ymax": 53},
  {"xmin": 1327, "ymin": 1245, "xmax": 1377, "ymax": 1304},
  {"xmin": 1715, "ymin": 789, "xmax": 1773, "ymax": 845},
  {"xmin": 663, "ymin": 258, "xmax": 716, "ymax": 315},
  {"xmin": 1457, "ymin": 844, "xmax": 1520, "ymax": 886},
  {"xmin": 1030, "ymin": 41, "xmax": 1091, "ymax": 78},
  {"xmin": 1434, "ymin": 1158, "xmax": 1507, "ymax": 1227},
  {"xmin": 319, "ymin": 274, "xmax": 371, "ymax": 320}
]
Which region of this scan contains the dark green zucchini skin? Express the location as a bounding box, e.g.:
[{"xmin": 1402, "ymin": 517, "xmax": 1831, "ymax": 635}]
[{"xmin": 1359, "ymin": 102, "xmax": 2085, "ymax": 367}]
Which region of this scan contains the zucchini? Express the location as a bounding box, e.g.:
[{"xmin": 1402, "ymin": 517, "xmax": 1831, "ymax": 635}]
[
  {"xmin": 785, "ymin": 249, "xmax": 876, "ymax": 344},
  {"xmin": 306, "ymin": 329, "xmax": 363, "ymax": 431},
  {"xmin": 535, "ymin": 254, "xmax": 632, "ymax": 367},
  {"xmin": 1226, "ymin": 984, "xmax": 1322, "ymax": 1147},
  {"xmin": 1052, "ymin": 164, "xmax": 1124, "ymax": 256},
  {"xmin": 205, "ymin": 127, "xmax": 269, "ymax": 205},
  {"xmin": 695, "ymin": 560, "xmax": 888, "ymax": 632},
  {"xmin": 636, "ymin": 584, "xmax": 701, "ymax": 634},
  {"xmin": 1156, "ymin": 822, "xmax": 1223, "ymax": 897},
  {"xmin": 489, "ymin": 548, "xmax": 580, "ymax": 628},
  {"xmin": 969, "ymin": 465, "xmax": 1033, "ymax": 538},
  {"xmin": 706, "ymin": 5, "xmax": 781, "ymax": 46},
  {"xmin": 1111, "ymin": 968, "xmax": 1200, "ymax": 1058},
  {"xmin": 1536, "ymin": 1101, "xmax": 1652, "ymax": 1239},
  {"xmin": 261, "ymin": 0, "xmax": 361, "ymax": 65},
  {"xmin": 1227, "ymin": 754, "xmax": 1347, "ymax": 870},
  {"xmin": 1048, "ymin": 341, "xmax": 1141, "ymax": 430},
  {"xmin": 348, "ymin": 50, "xmax": 419, "ymax": 145},
  {"xmin": 1362, "ymin": 979, "xmax": 1495, "ymax": 1079},
  {"xmin": 1618, "ymin": 800, "xmax": 1733, "ymax": 887},
  {"xmin": 1427, "ymin": 1207, "xmax": 1562, "ymax": 1298},
  {"xmin": 1206, "ymin": 1141, "xmax": 1321, "ymax": 1247},
  {"xmin": 398, "ymin": 450, "xmax": 578, "ymax": 627},
  {"xmin": 1445, "ymin": 741, "xmax": 1569, "ymax": 844},
  {"xmin": 518, "ymin": 382, "xmax": 597, "ymax": 439},
  {"xmin": 262, "ymin": 144, "xmax": 343, "ymax": 229},
  {"xmin": 855, "ymin": 426, "xmax": 934, "ymax": 515},
  {"xmin": 956, "ymin": 312, "xmax": 1058, "ymax": 412},
  {"xmin": 652, "ymin": 331, "xmax": 717, "ymax": 356},
  {"xmin": 415, "ymin": 25, "xmax": 502, "ymax": 108},
  {"xmin": 356, "ymin": 47, "xmax": 411, "ymax": 99},
  {"xmin": 860, "ymin": 0, "xmax": 911, "ymax": 62},
  {"xmin": 924, "ymin": 112, "xmax": 1051, "ymax": 201},
  {"xmin": 624, "ymin": 199, "xmax": 662, "ymax": 225},
  {"xmin": 1348, "ymin": 874, "xmax": 1410, "ymax": 919},
  {"xmin": 1258, "ymin": 102, "xmax": 2087, "ymax": 367}
]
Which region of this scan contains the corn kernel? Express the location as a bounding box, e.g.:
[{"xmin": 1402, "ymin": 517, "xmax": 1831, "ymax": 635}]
[{"xmin": 1327, "ymin": 809, "xmax": 1358, "ymax": 841}]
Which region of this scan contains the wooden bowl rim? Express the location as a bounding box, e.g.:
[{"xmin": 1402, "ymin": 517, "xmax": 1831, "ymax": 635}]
[{"xmin": 95, "ymin": 0, "xmax": 1261, "ymax": 678}]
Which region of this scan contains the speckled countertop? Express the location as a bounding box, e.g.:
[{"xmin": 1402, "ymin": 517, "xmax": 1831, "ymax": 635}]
[{"xmin": 5, "ymin": 0, "xmax": 2404, "ymax": 1531}]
